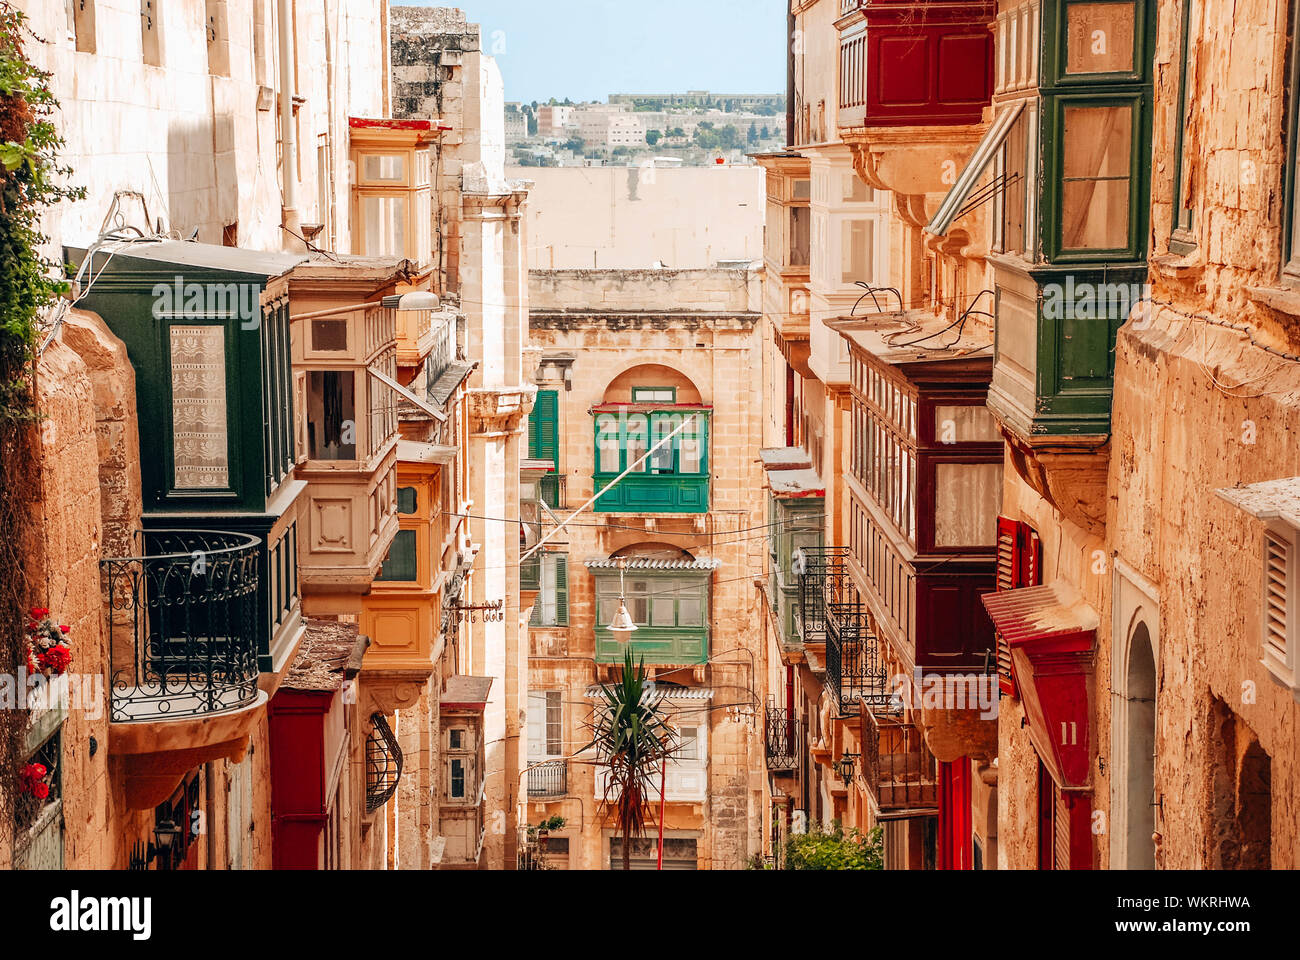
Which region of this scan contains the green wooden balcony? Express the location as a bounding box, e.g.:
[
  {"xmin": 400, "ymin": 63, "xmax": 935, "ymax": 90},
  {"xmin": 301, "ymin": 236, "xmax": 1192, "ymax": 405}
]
[
  {"xmin": 592, "ymin": 408, "xmax": 710, "ymax": 514},
  {"xmin": 588, "ymin": 558, "xmax": 717, "ymax": 664}
]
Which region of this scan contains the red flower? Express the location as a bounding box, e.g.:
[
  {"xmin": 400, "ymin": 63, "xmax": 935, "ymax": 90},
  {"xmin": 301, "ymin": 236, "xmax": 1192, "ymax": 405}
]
[
  {"xmin": 39, "ymin": 644, "xmax": 73, "ymax": 674},
  {"xmin": 31, "ymin": 782, "xmax": 49, "ymax": 800},
  {"xmin": 24, "ymin": 763, "xmax": 46, "ymax": 780},
  {"xmin": 58, "ymin": 625, "xmax": 70, "ymax": 634}
]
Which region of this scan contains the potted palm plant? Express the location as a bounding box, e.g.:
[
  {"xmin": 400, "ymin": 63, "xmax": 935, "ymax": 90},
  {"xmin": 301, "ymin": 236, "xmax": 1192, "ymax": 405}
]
[{"xmin": 583, "ymin": 648, "xmax": 678, "ymax": 871}]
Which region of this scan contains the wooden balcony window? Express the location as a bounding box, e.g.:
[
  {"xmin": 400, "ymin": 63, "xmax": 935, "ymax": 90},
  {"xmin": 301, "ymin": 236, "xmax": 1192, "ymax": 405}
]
[{"xmin": 348, "ymin": 118, "xmax": 435, "ymax": 266}]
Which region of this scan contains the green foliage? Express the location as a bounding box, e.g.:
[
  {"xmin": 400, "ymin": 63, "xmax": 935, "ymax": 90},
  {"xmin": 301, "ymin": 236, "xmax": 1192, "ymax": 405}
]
[
  {"xmin": 645, "ymin": 129, "xmax": 662, "ymax": 146},
  {"xmin": 562, "ymin": 137, "xmax": 585, "ymax": 154},
  {"xmin": 0, "ymin": 7, "xmax": 84, "ymax": 423},
  {"xmin": 582, "ymin": 648, "xmax": 678, "ymax": 870},
  {"xmin": 693, "ymin": 123, "xmax": 742, "ymax": 152},
  {"xmin": 784, "ymin": 823, "xmax": 884, "ymax": 870}
]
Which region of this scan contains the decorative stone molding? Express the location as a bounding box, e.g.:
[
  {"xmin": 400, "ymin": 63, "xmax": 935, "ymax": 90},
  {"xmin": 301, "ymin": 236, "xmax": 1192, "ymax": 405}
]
[
  {"xmin": 466, "ymin": 385, "xmax": 536, "ymax": 436},
  {"xmin": 360, "ymin": 668, "xmax": 431, "ymax": 715},
  {"xmin": 1003, "ymin": 433, "xmax": 1111, "ymax": 538},
  {"xmin": 917, "ymin": 707, "xmax": 998, "ymax": 763}
]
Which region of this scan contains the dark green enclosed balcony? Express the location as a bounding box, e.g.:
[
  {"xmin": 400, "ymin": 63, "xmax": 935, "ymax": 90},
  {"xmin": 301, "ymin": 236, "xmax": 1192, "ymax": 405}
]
[
  {"xmin": 588, "ymin": 556, "xmax": 717, "ymax": 664},
  {"xmin": 592, "ymin": 406, "xmax": 709, "ymax": 514}
]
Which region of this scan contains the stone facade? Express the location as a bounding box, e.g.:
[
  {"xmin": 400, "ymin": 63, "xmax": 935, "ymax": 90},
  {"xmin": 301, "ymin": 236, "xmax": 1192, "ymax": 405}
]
[{"xmin": 524, "ymin": 268, "xmax": 767, "ymax": 869}]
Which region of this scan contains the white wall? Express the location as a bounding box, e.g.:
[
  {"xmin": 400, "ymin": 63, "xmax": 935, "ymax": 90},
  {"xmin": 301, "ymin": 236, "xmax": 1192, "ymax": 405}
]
[{"xmin": 514, "ymin": 166, "xmax": 765, "ymax": 269}]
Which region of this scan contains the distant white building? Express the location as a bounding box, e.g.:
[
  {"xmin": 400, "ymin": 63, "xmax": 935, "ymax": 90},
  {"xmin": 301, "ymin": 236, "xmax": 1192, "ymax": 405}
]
[{"xmin": 537, "ymin": 104, "xmax": 576, "ymax": 138}]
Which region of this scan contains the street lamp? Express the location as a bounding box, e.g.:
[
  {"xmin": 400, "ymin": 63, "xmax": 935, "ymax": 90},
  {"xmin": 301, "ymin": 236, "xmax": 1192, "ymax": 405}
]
[
  {"xmin": 608, "ymin": 557, "xmax": 638, "ymax": 643},
  {"xmin": 381, "ymin": 290, "xmax": 442, "ymax": 311},
  {"xmin": 836, "ymin": 752, "xmax": 858, "ymax": 788}
]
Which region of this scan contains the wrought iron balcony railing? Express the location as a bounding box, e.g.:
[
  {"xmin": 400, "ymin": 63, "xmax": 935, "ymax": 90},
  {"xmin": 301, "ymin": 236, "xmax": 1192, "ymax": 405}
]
[
  {"xmin": 527, "ymin": 759, "xmax": 568, "ymax": 799},
  {"xmin": 794, "ymin": 546, "xmax": 851, "ymax": 646},
  {"xmin": 764, "ymin": 707, "xmax": 800, "ymax": 773},
  {"xmin": 862, "ymin": 709, "xmax": 938, "ymax": 817},
  {"xmin": 101, "ymin": 530, "xmax": 261, "ymax": 723},
  {"xmin": 825, "ymin": 601, "xmax": 893, "ymax": 717}
]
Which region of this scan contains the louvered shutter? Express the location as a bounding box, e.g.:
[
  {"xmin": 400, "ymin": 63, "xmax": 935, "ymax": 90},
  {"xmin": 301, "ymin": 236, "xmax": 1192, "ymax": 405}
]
[
  {"xmin": 1264, "ymin": 530, "xmax": 1289, "ymax": 659},
  {"xmin": 994, "ymin": 516, "xmax": 1021, "ymax": 696},
  {"xmin": 529, "ymin": 389, "xmax": 559, "ymax": 466},
  {"xmin": 526, "ymin": 691, "xmax": 545, "ymax": 758},
  {"xmin": 1053, "ymin": 787, "xmax": 1072, "ymax": 871},
  {"xmin": 555, "ymin": 554, "xmax": 569, "ymax": 626}
]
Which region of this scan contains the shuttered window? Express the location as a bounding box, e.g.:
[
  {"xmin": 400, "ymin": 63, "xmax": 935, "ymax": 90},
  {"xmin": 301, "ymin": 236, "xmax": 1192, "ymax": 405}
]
[
  {"xmin": 1037, "ymin": 758, "xmax": 1093, "ymax": 870},
  {"xmin": 1264, "ymin": 530, "xmax": 1289, "ymax": 660},
  {"xmin": 527, "ymin": 691, "xmax": 563, "ymax": 758},
  {"xmin": 531, "ymin": 552, "xmax": 568, "ymax": 627},
  {"xmin": 529, "ymin": 389, "xmax": 560, "ymax": 467},
  {"xmin": 992, "ymin": 516, "xmax": 1042, "ymax": 697}
]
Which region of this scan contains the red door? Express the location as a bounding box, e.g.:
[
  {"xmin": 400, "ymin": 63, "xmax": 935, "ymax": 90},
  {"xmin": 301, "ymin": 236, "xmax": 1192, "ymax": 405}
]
[
  {"xmin": 1038, "ymin": 757, "xmax": 1093, "ymax": 870},
  {"xmin": 938, "ymin": 758, "xmax": 972, "ymax": 869}
]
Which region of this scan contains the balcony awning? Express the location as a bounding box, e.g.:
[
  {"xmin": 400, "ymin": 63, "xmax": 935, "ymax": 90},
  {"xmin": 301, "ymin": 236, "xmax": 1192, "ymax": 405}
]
[
  {"xmin": 759, "ymin": 447, "xmax": 812, "ymax": 471},
  {"xmin": 441, "ymin": 675, "xmax": 494, "ymax": 712},
  {"xmin": 981, "ymin": 580, "xmax": 1097, "ymax": 790},
  {"xmin": 926, "ymin": 100, "xmax": 1024, "ymax": 237},
  {"xmin": 585, "ymin": 557, "xmax": 722, "ymax": 572},
  {"xmin": 370, "ymin": 366, "xmax": 447, "ymax": 423},
  {"xmin": 397, "ymin": 439, "xmax": 457, "ymax": 465},
  {"xmin": 1215, "ymin": 476, "xmax": 1300, "ymax": 525},
  {"xmin": 428, "ymin": 360, "xmax": 477, "ymax": 407}
]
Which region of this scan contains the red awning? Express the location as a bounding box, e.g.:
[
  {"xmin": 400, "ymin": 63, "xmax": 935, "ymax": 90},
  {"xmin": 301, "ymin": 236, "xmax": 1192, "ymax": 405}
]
[{"xmin": 982, "ymin": 581, "xmax": 1097, "ymax": 791}]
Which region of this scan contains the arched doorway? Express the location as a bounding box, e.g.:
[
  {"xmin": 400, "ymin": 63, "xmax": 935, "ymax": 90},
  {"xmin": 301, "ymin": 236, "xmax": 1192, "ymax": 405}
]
[{"xmin": 1124, "ymin": 622, "xmax": 1156, "ymax": 869}]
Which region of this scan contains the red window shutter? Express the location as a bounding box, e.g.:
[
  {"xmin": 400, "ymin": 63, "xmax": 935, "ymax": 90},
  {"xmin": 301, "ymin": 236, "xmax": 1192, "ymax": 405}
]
[
  {"xmin": 1053, "ymin": 788, "xmax": 1072, "ymax": 870},
  {"xmin": 1019, "ymin": 527, "xmax": 1042, "ymax": 588},
  {"xmin": 1036, "ymin": 759, "xmax": 1055, "ymax": 870},
  {"xmin": 994, "ymin": 516, "xmax": 1020, "ymax": 696}
]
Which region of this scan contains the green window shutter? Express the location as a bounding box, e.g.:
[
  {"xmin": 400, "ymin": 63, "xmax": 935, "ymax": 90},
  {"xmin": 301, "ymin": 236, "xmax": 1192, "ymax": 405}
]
[
  {"xmin": 555, "ymin": 554, "xmax": 569, "ymax": 626},
  {"xmin": 529, "ymin": 390, "xmax": 559, "ymax": 466}
]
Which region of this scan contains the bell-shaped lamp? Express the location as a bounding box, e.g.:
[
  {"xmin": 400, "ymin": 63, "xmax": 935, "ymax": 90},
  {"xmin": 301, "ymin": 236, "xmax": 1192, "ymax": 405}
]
[{"xmin": 608, "ymin": 601, "xmax": 638, "ymax": 643}]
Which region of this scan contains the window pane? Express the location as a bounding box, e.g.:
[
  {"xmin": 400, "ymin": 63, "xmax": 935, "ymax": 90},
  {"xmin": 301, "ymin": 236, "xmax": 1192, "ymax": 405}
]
[
  {"xmin": 376, "ymin": 528, "xmax": 417, "ymax": 581},
  {"xmin": 677, "ymin": 727, "xmax": 699, "ymax": 761},
  {"xmin": 450, "ymin": 758, "xmax": 465, "ymax": 798},
  {"xmin": 598, "ymin": 597, "xmax": 617, "ymax": 626},
  {"xmin": 678, "ymin": 592, "xmax": 703, "ymax": 626},
  {"xmin": 1061, "ymin": 105, "xmax": 1132, "ymax": 249},
  {"xmin": 449, "ymin": 729, "xmax": 463, "ymax": 749},
  {"xmin": 306, "ymin": 370, "xmax": 357, "ymax": 459},
  {"xmin": 651, "ymin": 594, "xmax": 676, "ymax": 626},
  {"xmin": 396, "ymin": 485, "xmax": 418, "ymax": 514},
  {"xmin": 170, "ymin": 325, "xmax": 229, "ymax": 489},
  {"xmin": 596, "ymin": 414, "xmax": 621, "ymax": 472},
  {"xmin": 789, "ymin": 207, "xmax": 810, "ymax": 266},
  {"xmin": 363, "ymin": 154, "xmax": 406, "ymax": 182},
  {"xmin": 539, "ymin": 554, "xmax": 558, "ymax": 625},
  {"xmin": 934, "ymin": 462, "xmax": 1003, "ymax": 547},
  {"xmin": 1065, "ymin": 2, "xmax": 1136, "ymax": 74},
  {"xmin": 842, "ymin": 173, "xmax": 872, "ymax": 203},
  {"xmin": 545, "ymin": 691, "xmax": 562, "ymax": 755},
  {"xmin": 841, "ymin": 219, "xmax": 874, "ymax": 284},
  {"xmin": 632, "ymin": 387, "xmax": 674, "ymax": 402},
  {"xmin": 362, "ymin": 194, "xmax": 407, "ymax": 257},
  {"xmin": 792, "ymin": 179, "xmax": 811, "ymax": 200},
  {"xmin": 680, "ymin": 433, "xmax": 702, "ymax": 474},
  {"xmin": 934, "ymin": 404, "xmax": 1000, "ymax": 443},
  {"xmin": 627, "ymin": 414, "xmax": 649, "ymax": 472}
]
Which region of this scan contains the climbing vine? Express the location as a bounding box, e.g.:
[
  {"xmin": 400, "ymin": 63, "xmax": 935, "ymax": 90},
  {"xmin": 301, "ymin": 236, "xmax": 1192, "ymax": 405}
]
[{"xmin": 0, "ymin": 4, "xmax": 84, "ymax": 857}]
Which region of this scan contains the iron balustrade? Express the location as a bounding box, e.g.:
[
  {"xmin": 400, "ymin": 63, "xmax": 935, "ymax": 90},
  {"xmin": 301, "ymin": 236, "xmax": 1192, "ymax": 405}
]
[
  {"xmin": 366, "ymin": 712, "xmax": 403, "ymax": 812},
  {"xmin": 795, "ymin": 546, "xmax": 851, "ymax": 646},
  {"xmin": 100, "ymin": 530, "xmax": 261, "ymax": 722},
  {"xmin": 527, "ymin": 759, "xmax": 568, "ymax": 799},
  {"xmin": 862, "ymin": 709, "xmax": 938, "ymax": 816},
  {"xmin": 764, "ymin": 708, "xmax": 801, "ymax": 772}
]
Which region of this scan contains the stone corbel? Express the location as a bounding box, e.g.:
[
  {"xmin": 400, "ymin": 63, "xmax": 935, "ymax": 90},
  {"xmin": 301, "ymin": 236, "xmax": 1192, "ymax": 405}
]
[
  {"xmin": 916, "ymin": 707, "xmax": 998, "ymax": 764},
  {"xmin": 360, "ymin": 668, "xmax": 431, "ymax": 716},
  {"xmin": 467, "ymin": 385, "xmax": 535, "ymax": 436},
  {"xmin": 1004, "ymin": 435, "xmax": 1111, "ymax": 539}
]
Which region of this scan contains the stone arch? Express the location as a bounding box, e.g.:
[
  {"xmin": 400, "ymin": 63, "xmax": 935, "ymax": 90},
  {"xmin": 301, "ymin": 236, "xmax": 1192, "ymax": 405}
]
[
  {"xmin": 609, "ymin": 542, "xmax": 696, "ymax": 562},
  {"xmin": 1123, "ymin": 620, "xmax": 1156, "ymax": 869},
  {"xmin": 602, "ymin": 363, "xmax": 703, "ymax": 405}
]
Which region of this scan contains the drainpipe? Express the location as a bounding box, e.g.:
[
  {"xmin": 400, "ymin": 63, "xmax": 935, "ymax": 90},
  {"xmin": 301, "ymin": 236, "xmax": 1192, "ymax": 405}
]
[
  {"xmin": 786, "ymin": 6, "xmax": 795, "ymax": 149},
  {"xmin": 278, "ymin": 0, "xmax": 304, "ymax": 247}
]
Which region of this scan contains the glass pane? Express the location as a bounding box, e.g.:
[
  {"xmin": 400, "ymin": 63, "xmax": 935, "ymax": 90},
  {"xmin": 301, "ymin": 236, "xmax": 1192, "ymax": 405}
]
[
  {"xmin": 627, "ymin": 414, "xmax": 649, "ymax": 472},
  {"xmin": 678, "ymin": 593, "xmax": 703, "ymax": 626},
  {"xmin": 598, "ymin": 597, "xmax": 618, "ymax": 626},
  {"xmin": 934, "ymin": 462, "xmax": 1003, "ymax": 547},
  {"xmin": 677, "ymin": 728, "xmax": 699, "ymax": 761},
  {"xmin": 170, "ymin": 325, "xmax": 229, "ymax": 489},
  {"xmin": 934, "ymin": 404, "xmax": 1001, "ymax": 443},
  {"xmin": 1065, "ymin": 2, "xmax": 1136, "ymax": 74},
  {"xmin": 841, "ymin": 219, "xmax": 874, "ymax": 284},
  {"xmin": 396, "ymin": 486, "xmax": 418, "ymax": 514},
  {"xmin": 363, "ymin": 153, "xmax": 407, "ymax": 182},
  {"xmin": 362, "ymin": 194, "xmax": 407, "ymax": 257},
  {"xmin": 842, "ymin": 173, "xmax": 872, "ymax": 203},
  {"xmin": 596, "ymin": 414, "xmax": 621, "ymax": 472},
  {"xmin": 1061, "ymin": 105, "xmax": 1132, "ymax": 249},
  {"xmin": 376, "ymin": 528, "xmax": 417, "ymax": 581},
  {"xmin": 680, "ymin": 433, "xmax": 702, "ymax": 474},
  {"xmin": 789, "ymin": 207, "xmax": 810, "ymax": 266},
  {"xmin": 306, "ymin": 370, "xmax": 357, "ymax": 459},
  {"xmin": 450, "ymin": 758, "xmax": 465, "ymax": 797},
  {"xmin": 651, "ymin": 594, "xmax": 676, "ymax": 626},
  {"xmin": 792, "ymin": 179, "xmax": 811, "ymax": 200}
]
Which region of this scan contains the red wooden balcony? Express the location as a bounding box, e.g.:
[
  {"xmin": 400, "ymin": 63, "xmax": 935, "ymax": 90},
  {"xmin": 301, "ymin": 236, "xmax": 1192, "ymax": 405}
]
[{"xmin": 838, "ymin": 1, "xmax": 996, "ymax": 129}]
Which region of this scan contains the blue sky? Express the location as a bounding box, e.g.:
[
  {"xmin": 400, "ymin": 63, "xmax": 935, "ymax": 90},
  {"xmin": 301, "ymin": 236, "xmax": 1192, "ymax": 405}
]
[{"xmin": 399, "ymin": 1, "xmax": 787, "ymax": 104}]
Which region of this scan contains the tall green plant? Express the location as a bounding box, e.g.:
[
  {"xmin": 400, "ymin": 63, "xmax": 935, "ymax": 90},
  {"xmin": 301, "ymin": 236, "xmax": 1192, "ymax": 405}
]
[{"xmin": 583, "ymin": 648, "xmax": 678, "ymax": 871}]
